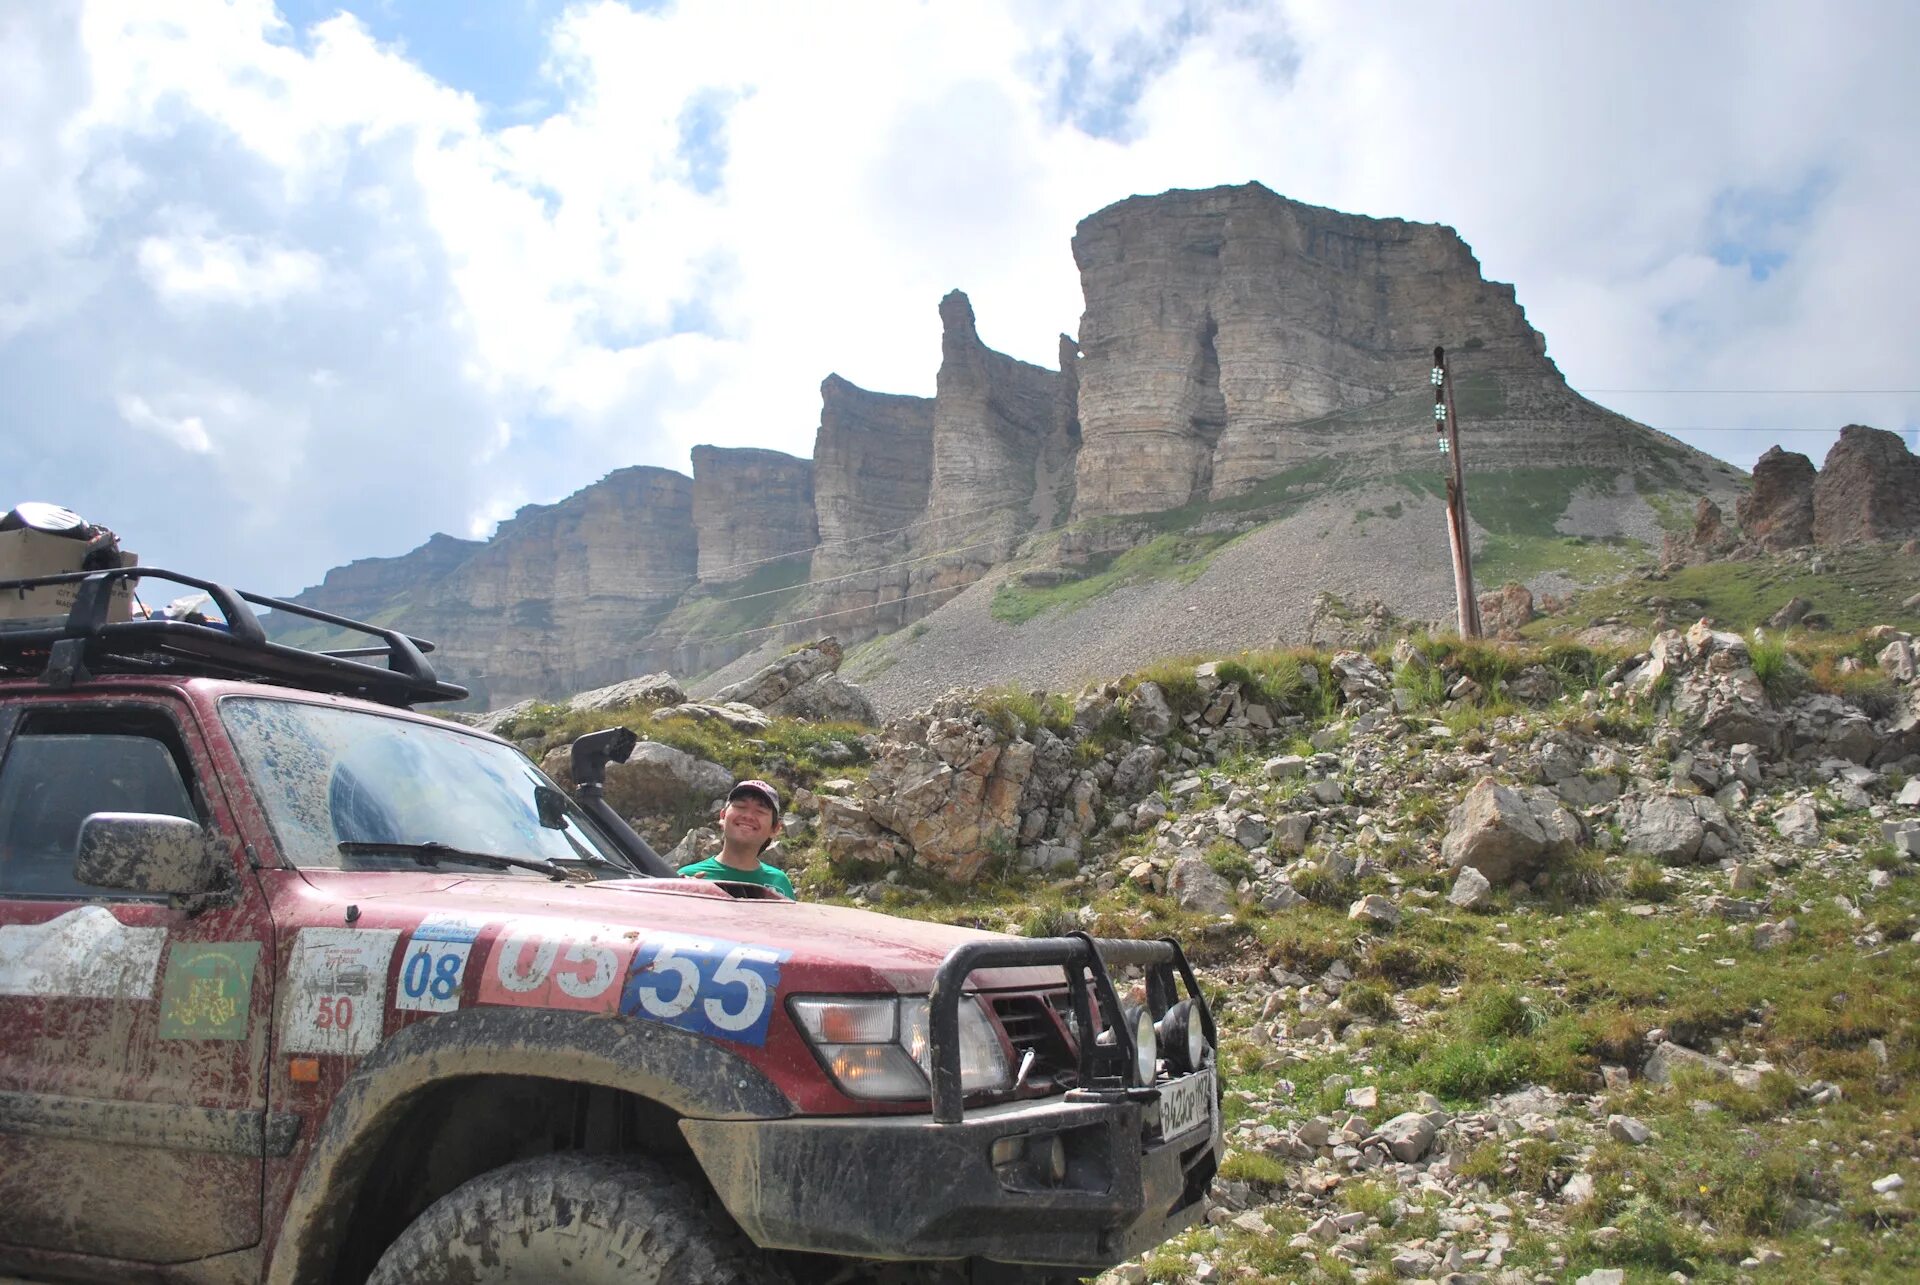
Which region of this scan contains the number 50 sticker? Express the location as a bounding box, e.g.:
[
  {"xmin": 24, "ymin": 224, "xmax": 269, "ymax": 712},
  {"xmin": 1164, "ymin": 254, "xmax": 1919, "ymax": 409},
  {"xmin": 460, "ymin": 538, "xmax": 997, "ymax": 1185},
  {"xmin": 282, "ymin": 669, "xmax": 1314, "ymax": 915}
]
[{"xmin": 622, "ymin": 935, "xmax": 790, "ymax": 1047}]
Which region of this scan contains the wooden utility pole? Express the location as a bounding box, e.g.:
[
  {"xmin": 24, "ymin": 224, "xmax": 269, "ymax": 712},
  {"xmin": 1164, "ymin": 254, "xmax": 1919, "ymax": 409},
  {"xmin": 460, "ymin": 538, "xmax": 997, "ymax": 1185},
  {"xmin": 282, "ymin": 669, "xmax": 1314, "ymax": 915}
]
[{"xmin": 1432, "ymin": 346, "xmax": 1482, "ymax": 638}]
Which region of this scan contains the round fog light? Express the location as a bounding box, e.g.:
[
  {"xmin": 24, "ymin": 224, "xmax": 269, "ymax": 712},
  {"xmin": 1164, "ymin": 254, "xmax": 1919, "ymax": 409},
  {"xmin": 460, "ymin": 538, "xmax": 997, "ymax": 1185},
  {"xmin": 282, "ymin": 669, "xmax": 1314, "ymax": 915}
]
[
  {"xmin": 1132, "ymin": 1005, "xmax": 1158, "ymax": 1085},
  {"xmin": 1045, "ymin": 1134, "xmax": 1067, "ymax": 1183},
  {"xmin": 1158, "ymin": 999, "xmax": 1208, "ymax": 1075}
]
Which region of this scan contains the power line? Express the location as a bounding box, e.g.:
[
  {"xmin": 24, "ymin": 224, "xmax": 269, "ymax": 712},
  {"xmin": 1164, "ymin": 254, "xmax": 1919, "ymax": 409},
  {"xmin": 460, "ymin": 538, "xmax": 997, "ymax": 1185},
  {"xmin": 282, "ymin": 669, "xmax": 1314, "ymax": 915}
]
[
  {"xmin": 693, "ymin": 534, "xmax": 1020, "ymax": 609},
  {"xmin": 1578, "ymin": 388, "xmax": 1920, "ymax": 395},
  {"xmin": 643, "ymin": 582, "xmax": 973, "ymax": 654},
  {"xmin": 690, "ymin": 479, "xmax": 1077, "ymax": 582}
]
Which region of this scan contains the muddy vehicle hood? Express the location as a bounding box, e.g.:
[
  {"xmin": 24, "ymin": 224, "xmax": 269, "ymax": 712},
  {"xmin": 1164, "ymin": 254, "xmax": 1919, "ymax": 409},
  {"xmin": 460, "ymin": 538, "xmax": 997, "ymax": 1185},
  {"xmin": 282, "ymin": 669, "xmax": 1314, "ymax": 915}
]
[{"xmin": 290, "ymin": 870, "xmax": 1063, "ymax": 994}]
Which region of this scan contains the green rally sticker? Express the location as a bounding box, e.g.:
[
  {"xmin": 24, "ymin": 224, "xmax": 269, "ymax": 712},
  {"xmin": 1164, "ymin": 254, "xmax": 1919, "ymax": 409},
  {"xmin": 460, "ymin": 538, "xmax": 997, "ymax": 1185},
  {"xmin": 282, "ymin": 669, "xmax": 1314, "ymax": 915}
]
[{"xmin": 159, "ymin": 942, "xmax": 262, "ymax": 1040}]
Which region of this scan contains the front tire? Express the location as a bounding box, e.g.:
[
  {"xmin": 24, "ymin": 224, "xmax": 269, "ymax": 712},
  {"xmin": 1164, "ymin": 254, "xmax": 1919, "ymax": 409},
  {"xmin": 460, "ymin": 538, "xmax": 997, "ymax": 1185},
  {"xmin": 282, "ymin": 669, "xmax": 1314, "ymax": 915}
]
[{"xmin": 366, "ymin": 1153, "xmax": 797, "ymax": 1285}]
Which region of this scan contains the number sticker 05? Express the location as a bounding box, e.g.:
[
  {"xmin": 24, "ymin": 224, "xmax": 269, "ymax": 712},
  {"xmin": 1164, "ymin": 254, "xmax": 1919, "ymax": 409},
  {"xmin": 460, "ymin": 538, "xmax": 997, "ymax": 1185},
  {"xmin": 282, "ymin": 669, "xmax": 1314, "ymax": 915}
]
[
  {"xmin": 621, "ymin": 935, "xmax": 790, "ymax": 1047},
  {"xmin": 477, "ymin": 923, "xmax": 636, "ymax": 1013}
]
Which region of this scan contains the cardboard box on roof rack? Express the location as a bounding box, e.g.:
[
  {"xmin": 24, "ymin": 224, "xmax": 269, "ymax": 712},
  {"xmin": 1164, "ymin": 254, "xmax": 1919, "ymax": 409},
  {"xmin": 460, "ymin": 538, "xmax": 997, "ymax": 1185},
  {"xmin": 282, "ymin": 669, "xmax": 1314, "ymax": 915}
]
[{"xmin": 0, "ymin": 527, "xmax": 138, "ymax": 625}]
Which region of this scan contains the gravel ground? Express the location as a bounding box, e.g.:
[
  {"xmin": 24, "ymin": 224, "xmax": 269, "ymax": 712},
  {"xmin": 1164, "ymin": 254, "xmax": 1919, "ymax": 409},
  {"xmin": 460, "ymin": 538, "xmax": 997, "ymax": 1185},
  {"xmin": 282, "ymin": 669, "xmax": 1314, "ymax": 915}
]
[{"xmin": 845, "ymin": 486, "xmax": 1463, "ymax": 718}]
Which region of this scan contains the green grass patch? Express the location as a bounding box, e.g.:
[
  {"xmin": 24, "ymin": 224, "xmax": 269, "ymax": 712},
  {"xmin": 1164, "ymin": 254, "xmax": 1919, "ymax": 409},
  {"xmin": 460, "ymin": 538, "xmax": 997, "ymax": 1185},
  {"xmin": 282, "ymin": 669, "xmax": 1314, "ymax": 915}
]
[
  {"xmin": 1538, "ymin": 544, "xmax": 1920, "ymax": 637},
  {"xmin": 990, "ymin": 531, "xmax": 1231, "ymax": 624}
]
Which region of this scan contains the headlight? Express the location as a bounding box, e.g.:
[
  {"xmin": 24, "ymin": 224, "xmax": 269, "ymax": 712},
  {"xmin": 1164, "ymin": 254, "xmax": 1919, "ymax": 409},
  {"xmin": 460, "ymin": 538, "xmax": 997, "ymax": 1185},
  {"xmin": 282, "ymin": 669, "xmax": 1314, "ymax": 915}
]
[
  {"xmin": 792, "ymin": 995, "xmax": 1011, "ymax": 1101},
  {"xmin": 1157, "ymin": 999, "xmax": 1209, "ymax": 1075},
  {"xmin": 1132, "ymin": 1005, "xmax": 1158, "ymax": 1085}
]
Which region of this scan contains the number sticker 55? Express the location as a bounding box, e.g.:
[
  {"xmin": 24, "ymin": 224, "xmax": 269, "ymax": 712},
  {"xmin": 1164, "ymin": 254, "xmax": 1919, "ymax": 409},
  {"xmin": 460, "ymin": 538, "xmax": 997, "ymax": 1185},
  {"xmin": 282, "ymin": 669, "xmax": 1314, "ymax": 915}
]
[{"xmin": 622, "ymin": 935, "xmax": 791, "ymax": 1047}]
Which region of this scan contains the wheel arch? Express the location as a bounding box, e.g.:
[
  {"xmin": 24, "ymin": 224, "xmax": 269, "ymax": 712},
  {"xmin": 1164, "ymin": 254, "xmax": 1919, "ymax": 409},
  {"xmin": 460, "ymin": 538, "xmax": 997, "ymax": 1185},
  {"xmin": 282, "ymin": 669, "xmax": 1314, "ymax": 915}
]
[{"xmin": 265, "ymin": 1007, "xmax": 791, "ymax": 1285}]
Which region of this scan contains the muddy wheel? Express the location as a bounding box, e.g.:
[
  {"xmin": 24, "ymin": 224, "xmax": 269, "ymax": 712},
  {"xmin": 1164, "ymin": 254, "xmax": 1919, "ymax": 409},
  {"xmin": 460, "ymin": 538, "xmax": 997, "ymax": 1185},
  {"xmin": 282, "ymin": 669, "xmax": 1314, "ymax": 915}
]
[{"xmin": 366, "ymin": 1152, "xmax": 797, "ymax": 1285}]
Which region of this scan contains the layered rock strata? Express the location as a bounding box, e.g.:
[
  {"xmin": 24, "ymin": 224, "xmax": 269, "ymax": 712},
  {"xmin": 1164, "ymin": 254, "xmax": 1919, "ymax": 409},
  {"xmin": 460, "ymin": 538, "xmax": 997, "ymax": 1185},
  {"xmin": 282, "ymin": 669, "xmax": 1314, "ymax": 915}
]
[
  {"xmin": 283, "ymin": 183, "xmax": 1761, "ymax": 707},
  {"xmin": 281, "ymin": 466, "xmax": 697, "ymax": 708},
  {"xmin": 1069, "ymin": 183, "xmax": 1727, "ymax": 516},
  {"xmin": 801, "ymin": 294, "xmax": 1073, "ymax": 646},
  {"xmin": 690, "ymin": 446, "xmax": 817, "ymax": 584}
]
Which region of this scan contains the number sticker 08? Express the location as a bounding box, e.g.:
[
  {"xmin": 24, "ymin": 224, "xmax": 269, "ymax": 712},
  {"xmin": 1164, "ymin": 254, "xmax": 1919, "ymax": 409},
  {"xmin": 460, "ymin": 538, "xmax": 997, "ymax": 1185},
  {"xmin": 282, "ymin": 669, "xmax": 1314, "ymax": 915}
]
[
  {"xmin": 395, "ymin": 940, "xmax": 471, "ymax": 1013},
  {"xmin": 621, "ymin": 935, "xmax": 790, "ymax": 1047}
]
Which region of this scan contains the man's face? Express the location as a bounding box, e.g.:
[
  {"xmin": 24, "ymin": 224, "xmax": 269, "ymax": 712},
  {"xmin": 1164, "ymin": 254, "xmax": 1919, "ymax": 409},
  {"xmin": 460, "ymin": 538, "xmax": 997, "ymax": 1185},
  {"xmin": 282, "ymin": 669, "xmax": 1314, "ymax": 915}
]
[{"xmin": 721, "ymin": 794, "xmax": 778, "ymax": 848}]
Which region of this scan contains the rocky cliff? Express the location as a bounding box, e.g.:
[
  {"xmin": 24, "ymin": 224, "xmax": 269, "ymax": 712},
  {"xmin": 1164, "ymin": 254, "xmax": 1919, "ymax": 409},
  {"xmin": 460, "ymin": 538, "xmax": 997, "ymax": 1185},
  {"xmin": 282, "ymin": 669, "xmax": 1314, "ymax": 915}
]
[
  {"xmin": 799, "ymin": 293, "xmax": 1073, "ymax": 638},
  {"xmin": 690, "ymin": 446, "xmax": 817, "ymax": 584},
  {"xmin": 284, "ymin": 183, "xmax": 1768, "ymax": 708},
  {"xmin": 279, "ymin": 466, "xmax": 696, "ymax": 708},
  {"xmin": 1070, "ymin": 184, "xmax": 1710, "ymax": 516}
]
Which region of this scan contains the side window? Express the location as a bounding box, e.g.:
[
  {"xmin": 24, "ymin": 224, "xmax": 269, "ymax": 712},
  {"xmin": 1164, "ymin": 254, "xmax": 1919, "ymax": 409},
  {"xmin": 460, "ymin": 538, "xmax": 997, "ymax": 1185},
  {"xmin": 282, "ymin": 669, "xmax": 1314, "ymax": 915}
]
[{"xmin": 0, "ymin": 714, "xmax": 200, "ymax": 898}]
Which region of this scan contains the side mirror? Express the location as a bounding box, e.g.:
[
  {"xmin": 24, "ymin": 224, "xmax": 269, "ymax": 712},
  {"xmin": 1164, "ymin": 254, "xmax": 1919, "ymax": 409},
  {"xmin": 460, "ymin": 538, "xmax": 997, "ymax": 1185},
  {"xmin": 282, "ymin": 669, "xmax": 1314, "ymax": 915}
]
[
  {"xmin": 534, "ymin": 784, "xmax": 570, "ymax": 830},
  {"xmin": 75, "ymin": 813, "xmax": 231, "ymax": 897}
]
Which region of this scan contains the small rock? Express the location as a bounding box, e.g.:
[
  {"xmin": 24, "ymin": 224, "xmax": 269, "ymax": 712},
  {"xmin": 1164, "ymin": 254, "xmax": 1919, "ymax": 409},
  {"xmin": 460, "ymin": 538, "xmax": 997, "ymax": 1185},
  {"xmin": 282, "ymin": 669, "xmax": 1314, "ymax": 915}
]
[
  {"xmin": 1752, "ymin": 918, "xmax": 1797, "ymax": 950},
  {"xmin": 1575, "ymin": 1271, "xmax": 1625, "ymax": 1285},
  {"xmin": 1264, "ymin": 754, "xmax": 1308, "ymax": 780},
  {"xmin": 1872, "ymin": 1173, "xmax": 1905, "ymax": 1194},
  {"xmin": 1607, "ymin": 1115, "xmax": 1651, "ymax": 1146},
  {"xmin": 1560, "ymin": 1173, "xmax": 1597, "ymax": 1205},
  {"xmin": 1448, "ymin": 866, "xmax": 1495, "ymax": 910},
  {"xmin": 1377, "ymin": 1110, "xmax": 1438, "ymax": 1162},
  {"xmin": 1345, "ymin": 1085, "xmax": 1380, "ymax": 1111},
  {"xmin": 1348, "ymin": 894, "xmax": 1400, "ymax": 927},
  {"xmin": 1774, "ymin": 797, "xmax": 1821, "ymax": 847}
]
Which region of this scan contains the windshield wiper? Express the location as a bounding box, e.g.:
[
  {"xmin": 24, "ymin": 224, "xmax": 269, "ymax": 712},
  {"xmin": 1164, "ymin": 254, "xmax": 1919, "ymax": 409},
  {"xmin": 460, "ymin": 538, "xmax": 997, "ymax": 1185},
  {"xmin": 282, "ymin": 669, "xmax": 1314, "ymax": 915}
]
[{"xmin": 337, "ymin": 840, "xmax": 571, "ymax": 881}]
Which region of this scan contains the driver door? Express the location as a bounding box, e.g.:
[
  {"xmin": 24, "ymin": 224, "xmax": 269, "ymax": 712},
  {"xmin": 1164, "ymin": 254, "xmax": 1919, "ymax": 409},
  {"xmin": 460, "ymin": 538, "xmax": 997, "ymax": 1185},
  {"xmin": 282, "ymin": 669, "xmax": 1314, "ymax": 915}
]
[{"xmin": 0, "ymin": 697, "xmax": 279, "ymax": 1265}]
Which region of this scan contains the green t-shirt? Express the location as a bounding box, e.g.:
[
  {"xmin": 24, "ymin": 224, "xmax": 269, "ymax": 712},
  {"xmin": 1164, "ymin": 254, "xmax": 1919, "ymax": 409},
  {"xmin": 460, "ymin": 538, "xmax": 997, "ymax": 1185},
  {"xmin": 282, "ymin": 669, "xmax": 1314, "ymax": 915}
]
[{"xmin": 677, "ymin": 855, "xmax": 795, "ymax": 899}]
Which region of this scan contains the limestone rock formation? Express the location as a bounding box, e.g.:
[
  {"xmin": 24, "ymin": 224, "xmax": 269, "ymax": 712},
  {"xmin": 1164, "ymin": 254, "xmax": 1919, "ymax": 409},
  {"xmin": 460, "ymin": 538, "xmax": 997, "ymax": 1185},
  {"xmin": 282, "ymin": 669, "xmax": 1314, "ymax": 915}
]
[
  {"xmin": 288, "ymin": 532, "xmax": 481, "ymax": 625},
  {"xmin": 279, "ymin": 466, "xmax": 697, "ymax": 708},
  {"xmin": 1812, "ymin": 425, "xmax": 1920, "ymax": 546},
  {"xmin": 1736, "ymin": 447, "xmax": 1817, "ymax": 551},
  {"xmin": 802, "ymin": 296, "xmax": 1072, "ymax": 646},
  {"xmin": 690, "ymin": 446, "xmax": 816, "ymax": 584},
  {"xmin": 803, "ymin": 374, "xmax": 936, "ymax": 632},
  {"xmin": 281, "ymin": 183, "xmax": 1755, "ymax": 709},
  {"xmin": 1068, "ymin": 183, "xmax": 1719, "ymax": 517}
]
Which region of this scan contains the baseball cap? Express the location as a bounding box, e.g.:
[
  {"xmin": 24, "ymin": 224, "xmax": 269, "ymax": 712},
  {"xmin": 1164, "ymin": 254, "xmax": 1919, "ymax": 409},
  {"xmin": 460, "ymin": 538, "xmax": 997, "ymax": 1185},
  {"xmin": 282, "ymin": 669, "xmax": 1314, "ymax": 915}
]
[{"xmin": 728, "ymin": 779, "xmax": 781, "ymax": 822}]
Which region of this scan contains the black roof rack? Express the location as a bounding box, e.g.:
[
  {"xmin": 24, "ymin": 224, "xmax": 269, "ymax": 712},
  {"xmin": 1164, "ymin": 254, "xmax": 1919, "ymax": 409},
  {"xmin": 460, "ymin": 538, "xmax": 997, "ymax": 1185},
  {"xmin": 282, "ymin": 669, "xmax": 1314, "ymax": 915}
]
[{"xmin": 0, "ymin": 566, "xmax": 467, "ymax": 707}]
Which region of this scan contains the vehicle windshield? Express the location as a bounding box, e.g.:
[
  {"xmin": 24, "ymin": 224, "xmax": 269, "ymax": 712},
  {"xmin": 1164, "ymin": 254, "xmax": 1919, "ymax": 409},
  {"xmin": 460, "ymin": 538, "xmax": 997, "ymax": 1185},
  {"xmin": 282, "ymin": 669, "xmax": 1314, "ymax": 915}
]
[{"xmin": 219, "ymin": 696, "xmax": 634, "ymax": 875}]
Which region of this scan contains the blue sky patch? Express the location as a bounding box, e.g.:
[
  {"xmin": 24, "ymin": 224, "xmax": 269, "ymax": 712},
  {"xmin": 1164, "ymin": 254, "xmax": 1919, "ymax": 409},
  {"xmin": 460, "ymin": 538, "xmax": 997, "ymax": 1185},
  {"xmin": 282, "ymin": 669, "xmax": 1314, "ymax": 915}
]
[
  {"xmin": 1706, "ymin": 169, "xmax": 1832, "ymax": 283},
  {"xmin": 277, "ymin": 0, "xmax": 573, "ymax": 122}
]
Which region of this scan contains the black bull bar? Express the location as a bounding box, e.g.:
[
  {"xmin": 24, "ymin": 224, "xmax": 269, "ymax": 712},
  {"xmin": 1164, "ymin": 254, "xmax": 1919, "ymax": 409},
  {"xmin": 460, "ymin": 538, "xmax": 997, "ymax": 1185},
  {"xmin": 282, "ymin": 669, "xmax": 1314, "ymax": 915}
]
[{"xmin": 927, "ymin": 932, "xmax": 1217, "ymax": 1121}]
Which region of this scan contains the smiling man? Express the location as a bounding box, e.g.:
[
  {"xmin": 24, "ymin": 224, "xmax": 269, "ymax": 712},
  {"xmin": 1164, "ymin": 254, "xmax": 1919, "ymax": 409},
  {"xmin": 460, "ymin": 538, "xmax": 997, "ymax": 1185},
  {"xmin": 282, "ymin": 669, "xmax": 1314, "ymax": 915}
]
[{"xmin": 676, "ymin": 779, "xmax": 796, "ymax": 899}]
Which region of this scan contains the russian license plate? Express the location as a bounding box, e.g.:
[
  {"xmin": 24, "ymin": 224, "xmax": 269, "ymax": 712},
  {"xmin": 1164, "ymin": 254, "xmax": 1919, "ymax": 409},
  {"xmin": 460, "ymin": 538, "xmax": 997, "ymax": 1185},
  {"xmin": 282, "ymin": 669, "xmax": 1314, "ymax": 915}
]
[{"xmin": 1157, "ymin": 1068, "xmax": 1214, "ymax": 1141}]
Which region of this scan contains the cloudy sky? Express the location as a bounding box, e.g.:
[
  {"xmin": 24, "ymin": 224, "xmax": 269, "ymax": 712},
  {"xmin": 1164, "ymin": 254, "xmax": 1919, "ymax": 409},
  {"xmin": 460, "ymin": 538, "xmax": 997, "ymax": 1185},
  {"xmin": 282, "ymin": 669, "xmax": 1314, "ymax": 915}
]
[{"xmin": 4, "ymin": 0, "xmax": 1917, "ymax": 594}]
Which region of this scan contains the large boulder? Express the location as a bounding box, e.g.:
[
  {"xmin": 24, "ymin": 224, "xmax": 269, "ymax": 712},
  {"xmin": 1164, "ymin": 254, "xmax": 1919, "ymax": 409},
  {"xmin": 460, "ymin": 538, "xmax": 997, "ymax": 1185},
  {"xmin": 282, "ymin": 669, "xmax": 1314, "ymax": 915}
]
[
  {"xmin": 1126, "ymin": 681, "xmax": 1175, "ymax": 738},
  {"xmin": 857, "ymin": 709, "xmax": 1036, "ymax": 882},
  {"xmin": 567, "ymin": 672, "xmax": 686, "ymax": 713},
  {"xmin": 653, "ymin": 701, "xmax": 771, "ymax": 733},
  {"xmin": 767, "ymin": 674, "xmax": 877, "ymax": 725},
  {"xmin": 1620, "ymin": 792, "xmax": 1738, "ymax": 864},
  {"xmin": 1110, "ymin": 744, "xmax": 1166, "ymax": 799},
  {"xmin": 1736, "ymin": 446, "xmax": 1816, "ymax": 551},
  {"xmin": 1812, "ymin": 425, "xmax": 1920, "ymax": 546},
  {"xmin": 1168, "ymin": 850, "xmax": 1235, "ymax": 915},
  {"xmin": 713, "ymin": 637, "xmax": 844, "ymax": 710},
  {"xmin": 1440, "ymin": 778, "xmax": 1584, "ymax": 884},
  {"xmin": 542, "ymin": 740, "xmax": 732, "ymax": 818},
  {"xmin": 1478, "ymin": 582, "xmax": 1536, "ymax": 641}
]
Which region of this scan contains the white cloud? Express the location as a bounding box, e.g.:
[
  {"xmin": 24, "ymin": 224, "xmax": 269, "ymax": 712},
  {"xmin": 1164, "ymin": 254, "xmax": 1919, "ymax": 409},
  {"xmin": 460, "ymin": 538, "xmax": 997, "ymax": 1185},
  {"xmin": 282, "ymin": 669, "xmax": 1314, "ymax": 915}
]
[
  {"xmin": 137, "ymin": 232, "xmax": 325, "ymax": 306},
  {"xmin": 115, "ymin": 392, "xmax": 213, "ymax": 454},
  {"xmin": 2, "ymin": 0, "xmax": 1916, "ymax": 595}
]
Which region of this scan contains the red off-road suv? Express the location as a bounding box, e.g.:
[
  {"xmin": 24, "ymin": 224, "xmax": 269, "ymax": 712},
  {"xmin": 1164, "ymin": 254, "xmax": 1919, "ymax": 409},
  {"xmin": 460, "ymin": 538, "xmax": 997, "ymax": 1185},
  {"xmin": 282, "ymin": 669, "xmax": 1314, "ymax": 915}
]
[{"xmin": 0, "ymin": 567, "xmax": 1221, "ymax": 1284}]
